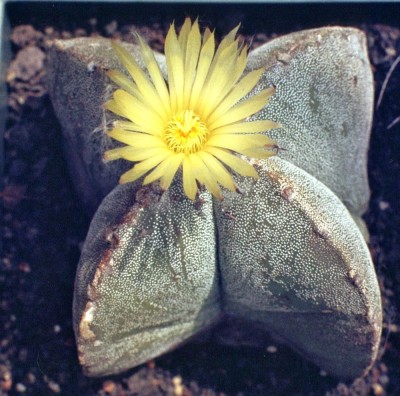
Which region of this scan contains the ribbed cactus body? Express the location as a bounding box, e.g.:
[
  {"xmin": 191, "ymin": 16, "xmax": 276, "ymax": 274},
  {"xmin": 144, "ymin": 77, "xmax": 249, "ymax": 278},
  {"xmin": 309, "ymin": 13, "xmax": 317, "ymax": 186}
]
[{"xmin": 47, "ymin": 26, "xmax": 382, "ymax": 378}]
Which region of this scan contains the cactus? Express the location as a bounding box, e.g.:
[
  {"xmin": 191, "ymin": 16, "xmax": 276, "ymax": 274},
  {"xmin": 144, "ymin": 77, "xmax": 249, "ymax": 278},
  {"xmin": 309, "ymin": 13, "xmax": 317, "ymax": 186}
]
[{"xmin": 47, "ymin": 25, "xmax": 382, "ymax": 378}]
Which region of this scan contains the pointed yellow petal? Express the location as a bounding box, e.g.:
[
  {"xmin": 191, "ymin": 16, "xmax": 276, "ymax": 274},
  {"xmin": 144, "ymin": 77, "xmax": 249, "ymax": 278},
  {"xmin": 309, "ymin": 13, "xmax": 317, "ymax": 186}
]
[
  {"xmin": 144, "ymin": 153, "xmax": 184, "ymax": 186},
  {"xmin": 107, "ymin": 129, "xmax": 165, "ymax": 147},
  {"xmin": 119, "ymin": 166, "xmax": 149, "ymax": 184},
  {"xmin": 133, "ymin": 150, "xmax": 172, "ymax": 172},
  {"xmin": 159, "ymin": 153, "xmax": 185, "ymax": 190},
  {"xmin": 231, "ymin": 45, "xmax": 248, "ymax": 83},
  {"xmin": 212, "ymin": 120, "xmax": 279, "ymax": 135},
  {"xmin": 112, "ymin": 120, "xmax": 158, "ymax": 134},
  {"xmin": 112, "ymin": 89, "xmax": 164, "ymax": 134},
  {"xmin": 197, "ymin": 151, "xmax": 236, "ymax": 191},
  {"xmin": 209, "ymin": 89, "xmax": 272, "ymax": 130},
  {"xmin": 178, "ymin": 17, "xmax": 192, "ymax": 53},
  {"xmin": 143, "ymin": 154, "xmax": 184, "ymax": 190},
  {"xmin": 104, "ymin": 146, "xmax": 136, "ymax": 161},
  {"xmin": 165, "ymin": 24, "xmax": 184, "ymax": 112},
  {"xmin": 208, "ymin": 70, "xmax": 270, "ymax": 124},
  {"xmin": 183, "ymin": 19, "xmax": 201, "ymax": 108},
  {"xmin": 104, "ymin": 99, "xmax": 127, "ymax": 119},
  {"xmin": 112, "ymin": 42, "xmax": 167, "ymax": 119},
  {"xmin": 202, "ymin": 40, "xmax": 238, "ymax": 89},
  {"xmin": 107, "ymin": 70, "xmax": 138, "ymax": 96},
  {"xmin": 203, "ymin": 45, "xmax": 248, "ymax": 118},
  {"xmin": 105, "ymin": 146, "xmax": 166, "ymax": 162},
  {"xmin": 187, "ymin": 153, "xmax": 203, "ymax": 180},
  {"xmin": 205, "ymin": 147, "xmax": 259, "ymax": 178},
  {"xmin": 200, "ymin": 171, "xmax": 223, "ymax": 200},
  {"xmin": 135, "ymin": 34, "xmax": 171, "ymax": 114},
  {"xmin": 240, "ymin": 146, "xmax": 277, "ymax": 159},
  {"xmin": 203, "ymin": 27, "xmax": 212, "ymax": 44},
  {"xmin": 188, "ymin": 32, "xmax": 215, "ymax": 109},
  {"xmin": 189, "ymin": 155, "xmax": 222, "ymax": 200},
  {"xmin": 214, "ymin": 24, "xmax": 240, "ymax": 57},
  {"xmin": 207, "ymin": 133, "xmax": 271, "ymax": 152},
  {"xmin": 182, "ymin": 156, "xmax": 198, "ymax": 200},
  {"xmin": 196, "ymin": 49, "xmax": 238, "ymax": 117}
]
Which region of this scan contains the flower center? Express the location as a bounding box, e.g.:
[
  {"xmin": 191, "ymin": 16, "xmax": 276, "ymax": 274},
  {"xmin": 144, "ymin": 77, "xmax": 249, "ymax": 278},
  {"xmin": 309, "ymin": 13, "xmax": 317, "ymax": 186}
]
[{"xmin": 164, "ymin": 110, "xmax": 209, "ymax": 154}]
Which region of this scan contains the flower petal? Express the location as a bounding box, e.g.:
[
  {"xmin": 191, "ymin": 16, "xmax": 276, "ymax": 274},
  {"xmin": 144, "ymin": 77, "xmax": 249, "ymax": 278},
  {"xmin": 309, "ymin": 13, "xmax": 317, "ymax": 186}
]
[
  {"xmin": 197, "ymin": 151, "xmax": 236, "ymax": 192},
  {"xmin": 107, "ymin": 129, "xmax": 165, "ymax": 147},
  {"xmin": 107, "ymin": 70, "xmax": 137, "ymax": 96},
  {"xmin": 105, "ymin": 146, "xmax": 165, "ymax": 162},
  {"xmin": 207, "ymin": 133, "xmax": 271, "ymax": 152},
  {"xmin": 196, "ymin": 47, "xmax": 238, "ymax": 117},
  {"xmin": 178, "ymin": 17, "xmax": 192, "ymax": 53},
  {"xmin": 133, "ymin": 150, "xmax": 172, "ymax": 172},
  {"xmin": 135, "ymin": 34, "xmax": 171, "ymax": 114},
  {"xmin": 208, "ymin": 89, "xmax": 273, "ymax": 130},
  {"xmin": 190, "ymin": 154, "xmax": 222, "ymax": 200},
  {"xmin": 182, "ymin": 156, "xmax": 198, "ymax": 200},
  {"xmin": 208, "ymin": 69, "xmax": 270, "ymax": 124},
  {"xmin": 112, "ymin": 42, "xmax": 168, "ymax": 120},
  {"xmin": 212, "ymin": 120, "xmax": 279, "ymax": 135},
  {"xmin": 240, "ymin": 146, "xmax": 276, "ymax": 159},
  {"xmin": 159, "ymin": 153, "xmax": 185, "ymax": 190},
  {"xmin": 214, "ymin": 23, "xmax": 240, "ymax": 57},
  {"xmin": 112, "ymin": 89, "xmax": 164, "ymax": 134},
  {"xmin": 205, "ymin": 147, "xmax": 259, "ymax": 178},
  {"xmin": 199, "ymin": 45, "xmax": 248, "ymax": 119},
  {"xmin": 144, "ymin": 153, "xmax": 184, "ymax": 187},
  {"xmin": 188, "ymin": 32, "xmax": 215, "ymax": 110},
  {"xmin": 183, "ymin": 19, "xmax": 201, "ymax": 108},
  {"xmin": 119, "ymin": 166, "xmax": 149, "ymax": 184},
  {"xmin": 112, "ymin": 120, "xmax": 159, "ymax": 134},
  {"xmin": 165, "ymin": 24, "xmax": 184, "ymax": 112}
]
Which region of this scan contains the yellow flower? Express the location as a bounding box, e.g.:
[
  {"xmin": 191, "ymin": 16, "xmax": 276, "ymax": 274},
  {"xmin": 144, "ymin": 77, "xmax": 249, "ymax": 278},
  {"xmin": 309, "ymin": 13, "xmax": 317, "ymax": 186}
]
[{"xmin": 104, "ymin": 18, "xmax": 277, "ymax": 200}]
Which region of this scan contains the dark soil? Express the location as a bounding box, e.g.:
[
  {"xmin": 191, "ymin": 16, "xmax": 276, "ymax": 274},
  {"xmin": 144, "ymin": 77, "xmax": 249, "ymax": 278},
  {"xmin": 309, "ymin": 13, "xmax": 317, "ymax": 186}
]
[{"xmin": 2, "ymin": 3, "xmax": 400, "ymax": 396}]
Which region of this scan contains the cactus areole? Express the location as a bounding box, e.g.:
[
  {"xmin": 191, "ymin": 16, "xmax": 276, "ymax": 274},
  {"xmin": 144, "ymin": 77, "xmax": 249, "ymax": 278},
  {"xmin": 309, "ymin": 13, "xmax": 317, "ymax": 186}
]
[{"xmin": 46, "ymin": 20, "xmax": 382, "ymax": 379}]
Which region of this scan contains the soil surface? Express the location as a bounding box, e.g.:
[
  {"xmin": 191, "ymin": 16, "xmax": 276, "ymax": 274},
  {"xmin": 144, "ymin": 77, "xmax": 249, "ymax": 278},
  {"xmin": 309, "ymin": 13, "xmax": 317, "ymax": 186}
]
[{"xmin": 2, "ymin": 3, "xmax": 400, "ymax": 396}]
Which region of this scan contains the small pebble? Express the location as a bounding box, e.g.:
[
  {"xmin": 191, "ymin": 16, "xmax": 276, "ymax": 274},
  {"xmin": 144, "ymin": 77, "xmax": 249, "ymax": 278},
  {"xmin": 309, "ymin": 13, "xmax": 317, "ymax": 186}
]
[
  {"xmin": 379, "ymin": 374, "xmax": 389, "ymax": 385},
  {"xmin": 19, "ymin": 262, "xmax": 31, "ymax": 273},
  {"xmin": 74, "ymin": 28, "xmax": 87, "ymax": 37},
  {"xmin": 88, "ymin": 18, "xmax": 97, "ymax": 28},
  {"xmin": 7, "ymin": 46, "xmax": 45, "ymax": 82},
  {"xmin": 147, "ymin": 360, "xmax": 156, "ymax": 369},
  {"xmin": 26, "ymin": 372, "xmax": 36, "ymax": 384},
  {"xmin": 61, "ymin": 31, "xmax": 72, "ymax": 39},
  {"xmin": 2, "ymin": 258, "xmax": 11, "ymax": 269},
  {"xmin": 15, "ymin": 383, "xmax": 27, "ymax": 393},
  {"xmin": 172, "ymin": 375, "xmax": 183, "ymax": 396},
  {"xmin": 0, "ymin": 365, "xmax": 12, "ymax": 391},
  {"xmin": 105, "ymin": 21, "xmax": 118, "ymax": 35},
  {"xmin": 266, "ymin": 345, "xmax": 277, "ymax": 353},
  {"xmin": 10, "ymin": 25, "xmax": 43, "ymax": 47},
  {"xmin": 45, "ymin": 27, "xmax": 55, "ymax": 35},
  {"xmin": 379, "ymin": 201, "xmax": 389, "ymax": 210},
  {"xmin": 48, "ymin": 380, "xmax": 61, "ymax": 393},
  {"xmin": 372, "ymin": 383, "xmax": 386, "ymax": 396},
  {"xmin": 102, "ymin": 380, "xmax": 116, "ymax": 394}
]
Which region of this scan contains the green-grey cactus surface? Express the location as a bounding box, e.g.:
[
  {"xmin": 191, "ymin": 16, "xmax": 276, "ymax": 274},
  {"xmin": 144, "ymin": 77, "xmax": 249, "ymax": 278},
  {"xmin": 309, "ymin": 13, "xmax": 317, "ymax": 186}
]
[{"xmin": 47, "ymin": 26, "xmax": 382, "ymax": 378}]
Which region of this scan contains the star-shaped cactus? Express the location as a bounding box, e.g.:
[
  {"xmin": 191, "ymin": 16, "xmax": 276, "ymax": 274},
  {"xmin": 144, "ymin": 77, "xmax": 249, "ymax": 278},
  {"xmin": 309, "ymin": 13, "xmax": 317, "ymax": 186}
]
[{"xmin": 47, "ymin": 25, "xmax": 382, "ymax": 379}]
